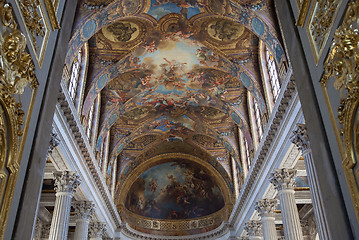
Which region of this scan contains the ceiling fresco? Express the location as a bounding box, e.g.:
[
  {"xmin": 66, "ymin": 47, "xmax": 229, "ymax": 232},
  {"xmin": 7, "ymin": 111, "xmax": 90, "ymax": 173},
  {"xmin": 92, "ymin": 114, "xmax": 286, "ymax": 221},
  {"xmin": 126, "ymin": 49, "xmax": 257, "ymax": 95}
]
[{"xmin": 71, "ymin": 0, "xmax": 284, "ymax": 235}]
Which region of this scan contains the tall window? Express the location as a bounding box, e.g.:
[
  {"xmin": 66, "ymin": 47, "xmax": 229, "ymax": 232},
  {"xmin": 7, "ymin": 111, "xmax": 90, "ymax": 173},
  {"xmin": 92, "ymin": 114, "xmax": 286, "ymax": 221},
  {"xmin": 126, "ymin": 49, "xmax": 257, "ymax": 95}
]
[
  {"xmin": 244, "ymin": 138, "xmax": 251, "ymax": 169},
  {"xmin": 68, "ymin": 50, "xmax": 82, "ymax": 100},
  {"xmin": 253, "ymin": 99, "xmax": 263, "ymax": 140},
  {"xmin": 86, "ymin": 103, "xmax": 94, "ymax": 139},
  {"xmin": 266, "ymin": 48, "xmax": 280, "ymax": 101}
]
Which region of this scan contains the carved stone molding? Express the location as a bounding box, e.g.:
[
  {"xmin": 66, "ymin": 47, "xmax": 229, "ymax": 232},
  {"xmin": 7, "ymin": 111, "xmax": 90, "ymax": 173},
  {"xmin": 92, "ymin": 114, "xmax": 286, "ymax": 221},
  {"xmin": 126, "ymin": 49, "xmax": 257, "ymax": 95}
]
[
  {"xmin": 53, "ymin": 171, "xmax": 81, "ymax": 194},
  {"xmin": 244, "ymin": 220, "xmax": 262, "ymax": 237},
  {"xmin": 57, "ymin": 81, "xmax": 121, "ymax": 226},
  {"xmin": 89, "ymin": 222, "xmax": 106, "ymax": 238},
  {"xmin": 290, "ymin": 123, "xmax": 310, "ymax": 152},
  {"xmin": 73, "ymin": 201, "xmax": 95, "ymax": 220},
  {"xmin": 255, "ymin": 199, "xmax": 278, "ymax": 218},
  {"xmin": 270, "ymin": 169, "xmax": 297, "ymax": 191}
]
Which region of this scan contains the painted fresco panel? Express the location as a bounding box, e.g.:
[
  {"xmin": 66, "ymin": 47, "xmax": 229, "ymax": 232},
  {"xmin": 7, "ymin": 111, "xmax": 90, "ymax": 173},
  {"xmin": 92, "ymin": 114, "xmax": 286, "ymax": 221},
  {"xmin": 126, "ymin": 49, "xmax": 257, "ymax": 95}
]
[{"xmin": 125, "ymin": 160, "xmax": 225, "ymax": 219}]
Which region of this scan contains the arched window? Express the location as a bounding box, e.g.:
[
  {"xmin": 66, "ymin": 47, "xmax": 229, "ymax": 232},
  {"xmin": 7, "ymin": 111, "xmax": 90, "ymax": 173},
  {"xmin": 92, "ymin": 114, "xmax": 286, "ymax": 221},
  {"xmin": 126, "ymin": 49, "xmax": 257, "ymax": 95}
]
[
  {"xmin": 253, "ymin": 99, "xmax": 263, "ymax": 141},
  {"xmin": 265, "ymin": 48, "xmax": 281, "ymax": 101},
  {"xmin": 68, "ymin": 50, "xmax": 82, "ymax": 101}
]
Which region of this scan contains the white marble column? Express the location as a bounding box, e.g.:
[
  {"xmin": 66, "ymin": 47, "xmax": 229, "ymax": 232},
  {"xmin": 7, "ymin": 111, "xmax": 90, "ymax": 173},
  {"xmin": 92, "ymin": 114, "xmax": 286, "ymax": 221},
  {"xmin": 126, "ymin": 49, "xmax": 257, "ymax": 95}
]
[
  {"xmin": 244, "ymin": 220, "xmax": 263, "ymax": 240},
  {"xmin": 89, "ymin": 222, "xmax": 106, "ymax": 240},
  {"xmin": 73, "ymin": 201, "xmax": 95, "ymax": 240},
  {"xmin": 291, "ymin": 123, "xmax": 330, "ymax": 240},
  {"xmin": 255, "ymin": 199, "xmax": 278, "ymax": 240},
  {"xmin": 270, "ymin": 169, "xmax": 303, "ymax": 240},
  {"xmin": 49, "ymin": 171, "xmax": 81, "ymax": 240}
]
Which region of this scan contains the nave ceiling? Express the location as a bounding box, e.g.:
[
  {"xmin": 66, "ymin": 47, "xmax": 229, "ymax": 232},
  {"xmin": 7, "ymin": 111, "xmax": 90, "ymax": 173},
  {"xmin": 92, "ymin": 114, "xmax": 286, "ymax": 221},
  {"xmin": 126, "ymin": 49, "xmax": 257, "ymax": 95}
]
[{"xmin": 67, "ymin": 0, "xmax": 285, "ymax": 235}]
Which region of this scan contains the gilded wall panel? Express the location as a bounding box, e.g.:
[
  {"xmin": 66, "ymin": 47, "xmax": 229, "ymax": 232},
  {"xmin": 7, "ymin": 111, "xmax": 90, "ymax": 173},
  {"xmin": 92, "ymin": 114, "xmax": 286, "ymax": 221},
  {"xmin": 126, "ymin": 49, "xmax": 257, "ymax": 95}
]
[
  {"xmin": 0, "ymin": 1, "xmax": 38, "ymax": 238},
  {"xmin": 320, "ymin": 0, "xmax": 359, "ymax": 221}
]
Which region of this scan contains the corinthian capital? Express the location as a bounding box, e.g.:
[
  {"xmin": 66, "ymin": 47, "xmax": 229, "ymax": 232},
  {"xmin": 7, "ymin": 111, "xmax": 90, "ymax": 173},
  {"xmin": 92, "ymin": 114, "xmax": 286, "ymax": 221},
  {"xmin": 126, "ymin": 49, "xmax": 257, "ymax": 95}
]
[
  {"xmin": 255, "ymin": 199, "xmax": 278, "ymax": 217},
  {"xmin": 53, "ymin": 171, "xmax": 81, "ymax": 194},
  {"xmin": 89, "ymin": 222, "xmax": 106, "ymax": 238},
  {"xmin": 270, "ymin": 168, "xmax": 297, "ymax": 191},
  {"xmin": 244, "ymin": 220, "xmax": 262, "ymax": 237},
  {"xmin": 73, "ymin": 201, "xmax": 95, "ymax": 220},
  {"xmin": 290, "ymin": 123, "xmax": 310, "ymax": 152}
]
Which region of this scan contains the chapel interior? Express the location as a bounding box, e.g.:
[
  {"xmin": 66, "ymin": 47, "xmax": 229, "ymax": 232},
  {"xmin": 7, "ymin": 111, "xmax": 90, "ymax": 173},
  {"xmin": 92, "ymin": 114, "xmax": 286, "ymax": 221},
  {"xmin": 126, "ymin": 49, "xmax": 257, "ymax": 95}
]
[{"xmin": 0, "ymin": 0, "xmax": 358, "ymax": 239}]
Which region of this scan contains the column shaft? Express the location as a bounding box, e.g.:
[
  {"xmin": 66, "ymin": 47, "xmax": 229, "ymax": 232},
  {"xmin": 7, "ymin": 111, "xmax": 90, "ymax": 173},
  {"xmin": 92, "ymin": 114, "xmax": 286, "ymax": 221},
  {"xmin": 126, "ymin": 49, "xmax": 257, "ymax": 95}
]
[
  {"xmin": 278, "ymin": 189, "xmax": 303, "ymax": 240},
  {"xmin": 48, "ymin": 192, "xmax": 73, "ymax": 240},
  {"xmin": 261, "ymin": 216, "xmax": 277, "ymax": 240},
  {"xmin": 74, "ymin": 219, "xmax": 90, "ymax": 240},
  {"xmin": 303, "ymin": 149, "xmax": 330, "ymax": 240}
]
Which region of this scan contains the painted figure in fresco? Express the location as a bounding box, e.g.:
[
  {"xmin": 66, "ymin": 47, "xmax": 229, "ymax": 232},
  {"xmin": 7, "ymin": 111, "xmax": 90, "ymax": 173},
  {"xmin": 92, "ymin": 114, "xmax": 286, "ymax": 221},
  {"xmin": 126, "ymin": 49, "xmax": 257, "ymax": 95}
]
[
  {"xmin": 107, "ymin": 22, "xmax": 137, "ymax": 42},
  {"xmin": 196, "ymin": 47, "xmax": 219, "ymax": 67}
]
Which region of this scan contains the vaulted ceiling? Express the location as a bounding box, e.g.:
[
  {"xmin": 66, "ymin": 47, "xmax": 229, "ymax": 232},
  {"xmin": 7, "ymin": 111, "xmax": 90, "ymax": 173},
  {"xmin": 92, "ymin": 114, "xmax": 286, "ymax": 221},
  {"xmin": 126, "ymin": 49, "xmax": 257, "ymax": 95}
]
[{"xmin": 67, "ymin": 0, "xmax": 284, "ymax": 235}]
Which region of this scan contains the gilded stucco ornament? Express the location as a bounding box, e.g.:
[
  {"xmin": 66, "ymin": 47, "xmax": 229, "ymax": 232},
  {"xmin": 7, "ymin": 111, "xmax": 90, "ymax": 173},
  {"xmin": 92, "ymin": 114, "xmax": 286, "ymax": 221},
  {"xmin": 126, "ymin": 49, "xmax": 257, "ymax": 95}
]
[
  {"xmin": 320, "ymin": 0, "xmax": 359, "ymax": 221},
  {"xmin": 0, "ymin": 1, "xmax": 38, "ymax": 238},
  {"xmin": 18, "ymin": 0, "xmax": 45, "ymax": 50}
]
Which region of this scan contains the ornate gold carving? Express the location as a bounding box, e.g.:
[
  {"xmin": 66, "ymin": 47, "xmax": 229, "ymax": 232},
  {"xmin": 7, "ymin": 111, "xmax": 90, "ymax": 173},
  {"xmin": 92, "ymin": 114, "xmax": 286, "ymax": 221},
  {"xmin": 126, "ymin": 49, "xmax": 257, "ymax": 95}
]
[
  {"xmin": 0, "ymin": 1, "xmax": 38, "ymax": 238},
  {"xmin": 18, "ymin": 0, "xmax": 45, "ymax": 50},
  {"xmin": 320, "ymin": 0, "xmax": 359, "ymax": 221},
  {"xmin": 15, "ymin": 0, "xmax": 50, "ymax": 67},
  {"xmin": 44, "ymin": 0, "xmax": 60, "ymax": 30},
  {"xmin": 306, "ymin": 0, "xmax": 342, "ymax": 65},
  {"xmin": 296, "ymin": 0, "xmax": 311, "ymax": 27}
]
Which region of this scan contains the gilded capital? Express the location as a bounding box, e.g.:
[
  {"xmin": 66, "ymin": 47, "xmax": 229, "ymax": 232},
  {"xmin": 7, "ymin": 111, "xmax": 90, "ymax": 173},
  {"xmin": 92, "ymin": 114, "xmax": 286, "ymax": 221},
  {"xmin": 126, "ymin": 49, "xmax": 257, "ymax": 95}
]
[
  {"xmin": 73, "ymin": 201, "xmax": 95, "ymax": 220},
  {"xmin": 89, "ymin": 222, "xmax": 106, "ymax": 238},
  {"xmin": 53, "ymin": 171, "xmax": 81, "ymax": 194},
  {"xmin": 244, "ymin": 220, "xmax": 262, "ymax": 237},
  {"xmin": 290, "ymin": 123, "xmax": 310, "ymax": 152},
  {"xmin": 270, "ymin": 168, "xmax": 297, "ymax": 191},
  {"xmin": 255, "ymin": 199, "xmax": 278, "ymax": 217}
]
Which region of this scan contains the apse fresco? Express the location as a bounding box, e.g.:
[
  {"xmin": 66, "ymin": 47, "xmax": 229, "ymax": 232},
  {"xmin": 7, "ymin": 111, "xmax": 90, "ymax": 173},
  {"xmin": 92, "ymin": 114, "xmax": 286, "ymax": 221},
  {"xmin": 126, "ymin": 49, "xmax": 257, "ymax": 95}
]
[{"xmin": 125, "ymin": 161, "xmax": 225, "ymax": 219}]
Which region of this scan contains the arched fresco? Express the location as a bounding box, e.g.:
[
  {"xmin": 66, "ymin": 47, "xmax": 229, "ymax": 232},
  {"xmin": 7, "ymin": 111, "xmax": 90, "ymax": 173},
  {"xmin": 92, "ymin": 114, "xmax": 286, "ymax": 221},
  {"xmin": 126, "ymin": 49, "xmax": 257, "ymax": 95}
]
[{"xmin": 125, "ymin": 160, "xmax": 225, "ymax": 219}]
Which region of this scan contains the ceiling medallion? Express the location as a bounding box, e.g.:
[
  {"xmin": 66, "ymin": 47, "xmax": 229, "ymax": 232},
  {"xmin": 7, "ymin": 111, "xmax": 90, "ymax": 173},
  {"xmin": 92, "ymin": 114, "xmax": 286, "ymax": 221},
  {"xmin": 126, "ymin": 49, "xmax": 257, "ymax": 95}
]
[
  {"xmin": 207, "ymin": 19, "xmax": 245, "ymax": 42},
  {"xmin": 102, "ymin": 20, "xmax": 141, "ymax": 43}
]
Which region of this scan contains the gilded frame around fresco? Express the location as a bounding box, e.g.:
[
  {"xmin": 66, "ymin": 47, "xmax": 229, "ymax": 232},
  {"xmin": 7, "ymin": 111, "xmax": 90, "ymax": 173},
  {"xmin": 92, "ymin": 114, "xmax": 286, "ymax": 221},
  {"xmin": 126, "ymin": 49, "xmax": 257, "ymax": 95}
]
[
  {"xmin": 320, "ymin": 0, "xmax": 359, "ymax": 221},
  {"xmin": 0, "ymin": 1, "xmax": 38, "ymax": 238}
]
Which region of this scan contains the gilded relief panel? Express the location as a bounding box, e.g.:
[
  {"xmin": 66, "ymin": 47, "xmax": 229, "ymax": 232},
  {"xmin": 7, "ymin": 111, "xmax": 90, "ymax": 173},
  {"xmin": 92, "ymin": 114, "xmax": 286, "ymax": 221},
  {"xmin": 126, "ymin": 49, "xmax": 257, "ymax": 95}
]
[
  {"xmin": 306, "ymin": 0, "xmax": 342, "ymax": 65},
  {"xmin": 15, "ymin": 0, "xmax": 51, "ymax": 67}
]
